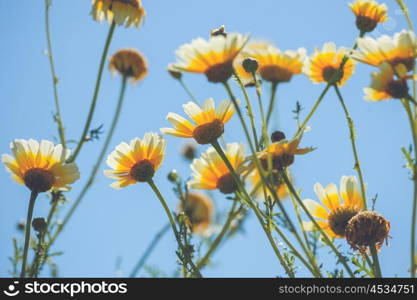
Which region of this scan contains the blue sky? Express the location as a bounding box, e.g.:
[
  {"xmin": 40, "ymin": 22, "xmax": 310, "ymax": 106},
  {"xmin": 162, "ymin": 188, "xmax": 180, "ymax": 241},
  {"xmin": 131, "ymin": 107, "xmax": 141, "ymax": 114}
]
[{"xmin": 1, "ymin": 0, "xmax": 416, "ymax": 277}]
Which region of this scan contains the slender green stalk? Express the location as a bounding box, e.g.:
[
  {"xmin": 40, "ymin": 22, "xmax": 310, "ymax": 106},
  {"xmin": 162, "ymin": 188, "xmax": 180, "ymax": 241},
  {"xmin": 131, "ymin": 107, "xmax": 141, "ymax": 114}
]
[
  {"xmin": 197, "ymin": 199, "xmax": 238, "ymax": 269},
  {"xmin": 334, "ymin": 86, "xmax": 367, "ymax": 210},
  {"xmin": 67, "ymin": 22, "xmax": 116, "ymax": 163},
  {"xmin": 45, "ymin": 0, "xmax": 66, "ymax": 149},
  {"xmin": 281, "ymin": 172, "xmax": 356, "ymax": 278},
  {"xmin": 147, "ymin": 180, "xmax": 203, "ymax": 278},
  {"xmin": 252, "ymin": 72, "xmax": 268, "ymax": 143},
  {"xmin": 233, "ymin": 71, "xmax": 259, "ymax": 150},
  {"xmin": 401, "ymin": 99, "xmax": 417, "ymax": 277},
  {"xmin": 370, "ymin": 244, "xmax": 382, "ymax": 278},
  {"xmin": 130, "ymin": 223, "xmax": 170, "ymax": 278},
  {"xmin": 178, "ymin": 78, "xmax": 198, "ymax": 104},
  {"xmin": 266, "ymin": 82, "xmax": 278, "ymax": 126},
  {"xmin": 21, "ymin": 191, "xmax": 38, "ymax": 278}
]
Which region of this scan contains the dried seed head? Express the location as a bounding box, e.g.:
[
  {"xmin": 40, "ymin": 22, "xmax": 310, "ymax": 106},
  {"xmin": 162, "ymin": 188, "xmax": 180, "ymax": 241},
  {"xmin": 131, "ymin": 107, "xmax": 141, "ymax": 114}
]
[
  {"xmin": 23, "ymin": 168, "xmax": 55, "ymax": 193},
  {"xmin": 192, "ymin": 119, "xmax": 224, "ymax": 144},
  {"xmin": 216, "ymin": 173, "xmax": 238, "ymax": 194},
  {"xmin": 345, "ymin": 211, "xmax": 391, "ymax": 254},
  {"xmin": 109, "ymin": 49, "xmax": 148, "ymax": 83},
  {"xmin": 129, "ymin": 159, "xmax": 155, "ymax": 182},
  {"xmin": 32, "ymin": 217, "xmax": 47, "ymax": 233},
  {"xmin": 242, "ymin": 58, "xmax": 259, "ymax": 74},
  {"xmin": 271, "ymin": 131, "xmax": 286, "ymax": 143},
  {"xmin": 181, "ymin": 143, "xmax": 197, "ymax": 161}
]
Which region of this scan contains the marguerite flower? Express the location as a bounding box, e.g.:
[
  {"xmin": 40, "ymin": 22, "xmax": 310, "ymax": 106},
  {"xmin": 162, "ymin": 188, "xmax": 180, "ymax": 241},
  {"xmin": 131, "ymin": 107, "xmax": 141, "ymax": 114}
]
[
  {"xmin": 302, "ymin": 176, "xmax": 364, "ymax": 238},
  {"xmin": 349, "ymin": 0, "xmax": 388, "ymax": 33},
  {"xmin": 92, "ymin": 0, "xmax": 145, "ymax": 28},
  {"xmin": 235, "ymin": 41, "xmax": 306, "ymax": 84},
  {"xmin": 353, "ymin": 30, "xmax": 417, "ymax": 72},
  {"xmin": 303, "ymin": 42, "xmax": 356, "ymax": 86},
  {"xmin": 364, "ymin": 62, "xmax": 410, "ymax": 101},
  {"xmin": 2, "ymin": 139, "xmax": 80, "ymax": 193},
  {"xmin": 170, "ymin": 33, "xmax": 249, "ymax": 83},
  {"xmin": 104, "ymin": 133, "xmax": 166, "ymax": 189},
  {"xmin": 179, "ymin": 192, "xmax": 214, "ymax": 236},
  {"xmin": 160, "ymin": 98, "xmax": 236, "ymax": 145},
  {"xmin": 188, "ymin": 143, "xmax": 245, "ymax": 194},
  {"xmin": 109, "ymin": 49, "xmax": 148, "ymax": 84},
  {"xmin": 249, "ymin": 168, "xmax": 289, "ymax": 201}
]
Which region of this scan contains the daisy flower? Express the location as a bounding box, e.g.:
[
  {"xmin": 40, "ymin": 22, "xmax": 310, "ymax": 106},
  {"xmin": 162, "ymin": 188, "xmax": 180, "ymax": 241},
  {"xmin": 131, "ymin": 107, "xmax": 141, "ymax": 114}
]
[
  {"xmin": 92, "ymin": 0, "xmax": 145, "ymax": 28},
  {"xmin": 349, "ymin": 0, "xmax": 388, "ymax": 33},
  {"xmin": 109, "ymin": 49, "xmax": 148, "ymax": 84}
]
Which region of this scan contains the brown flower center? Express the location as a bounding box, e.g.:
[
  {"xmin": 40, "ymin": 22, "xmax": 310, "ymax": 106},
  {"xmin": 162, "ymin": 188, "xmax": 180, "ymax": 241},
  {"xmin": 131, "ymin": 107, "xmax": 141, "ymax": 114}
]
[
  {"xmin": 260, "ymin": 153, "xmax": 294, "ymax": 171},
  {"xmin": 386, "ymin": 79, "xmax": 409, "ymax": 99},
  {"xmin": 390, "ymin": 57, "xmax": 415, "ymax": 72},
  {"xmin": 260, "ymin": 65, "xmax": 293, "ymax": 83},
  {"xmin": 328, "ymin": 207, "xmax": 359, "ymax": 237},
  {"xmin": 205, "ymin": 61, "xmax": 234, "ymax": 83},
  {"xmin": 192, "ymin": 119, "xmax": 224, "ymax": 145},
  {"xmin": 129, "ymin": 159, "xmax": 155, "ymax": 182},
  {"xmin": 23, "ymin": 168, "xmax": 55, "ymax": 193},
  {"xmin": 322, "ymin": 66, "xmax": 343, "ymax": 84},
  {"xmin": 217, "ymin": 173, "xmax": 238, "ymax": 194},
  {"xmin": 111, "ymin": 0, "xmax": 139, "ymax": 8},
  {"xmin": 355, "ymin": 16, "xmax": 378, "ymax": 33}
]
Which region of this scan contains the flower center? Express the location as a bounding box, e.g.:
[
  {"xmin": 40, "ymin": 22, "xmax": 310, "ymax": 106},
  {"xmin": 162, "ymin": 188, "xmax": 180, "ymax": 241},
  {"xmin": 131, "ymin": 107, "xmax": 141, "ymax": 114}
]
[
  {"xmin": 216, "ymin": 173, "xmax": 238, "ymax": 194},
  {"xmin": 328, "ymin": 207, "xmax": 359, "ymax": 237},
  {"xmin": 390, "ymin": 57, "xmax": 415, "ymax": 72},
  {"xmin": 322, "ymin": 66, "xmax": 343, "ymax": 84},
  {"xmin": 192, "ymin": 119, "xmax": 224, "ymax": 144},
  {"xmin": 260, "ymin": 153, "xmax": 294, "ymax": 171},
  {"xmin": 205, "ymin": 61, "xmax": 234, "ymax": 83},
  {"xmin": 129, "ymin": 159, "xmax": 155, "ymax": 182},
  {"xmin": 387, "ymin": 79, "xmax": 409, "ymax": 99},
  {"xmin": 355, "ymin": 16, "xmax": 377, "ymax": 33},
  {"xmin": 23, "ymin": 168, "xmax": 55, "ymax": 193},
  {"xmin": 111, "ymin": 0, "xmax": 139, "ymax": 8},
  {"xmin": 260, "ymin": 65, "xmax": 293, "ymax": 83}
]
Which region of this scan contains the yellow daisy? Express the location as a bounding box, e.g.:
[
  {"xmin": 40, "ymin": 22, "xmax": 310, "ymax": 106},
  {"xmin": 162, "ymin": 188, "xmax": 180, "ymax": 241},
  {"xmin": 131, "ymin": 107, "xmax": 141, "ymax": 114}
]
[
  {"xmin": 257, "ymin": 134, "xmax": 314, "ymax": 171},
  {"xmin": 160, "ymin": 98, "xmax": 236, "ymax": 145},
  {"xmin": 179, "ymin": 192, "xmax": 214, "ymax": 236},
  {"xmin": 303, "ymin": 42, "xmax": 356, "ymax": 86},
  {"xmin": 364, "ymin": 62, "xmax": 410, "ymax": 101},
  {"xmin": 92, "ymin": 0, "xmax": 145, "ymax": 28},
  {"xmin": 104, "ymin": 133, "xmax": 166, "ymax": 189},
  {"xmin": 302, "ymin": 176, "xmax": 364, "ymax": 238},
  {"xmin": 249, "ymin": 168, "xmax": 289, "ymax": 201},
  {"xmin": 2, "ymin": 139, "xmax": 80, "ymax": 193},
  {"xmin": 235, "ymin": 41, "xmax": 306, "ymax": 84},
  {"xmin": 353, "ymin": 30, "xmax": 417, "ymax": 72},
  {"xmin": 109, "ymin": 49, "xmax": 148, "ymax": 84},
  {"xmin": 349, "ymin": 0, "xmax": 388, "ymax": 33},
  {"xmin": 171, "ymin": 33, "xmax": 249, "ymax": 83},
  {"xmin": 188, "ymin": 143, "xmax": 245, "ymax": 194}
]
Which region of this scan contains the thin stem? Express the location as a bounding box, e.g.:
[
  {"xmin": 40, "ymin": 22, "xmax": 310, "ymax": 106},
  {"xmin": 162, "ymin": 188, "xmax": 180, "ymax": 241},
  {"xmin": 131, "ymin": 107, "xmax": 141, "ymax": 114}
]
[
  {"xmin": 197, "ymin": 199, "xmax": 238, "ymax": 269},
  {"xmin": 178, "ymin": 78, "xmax": 198, "ymax": 104},
  {"xmin": 370, "ymin": 244, "xmax": 382, "ymax": 278},
  {"xmin": 252, "ymin": 72, "xmax": 268, "ymax": 144},
  {"xmin": 45, "ymin": 0, "xmax": 66, "ymax": 149},
  {"xmin": 281, "ymin": 172, "xmax": 356, "ymax": 278},
  {"xmin": 129, "ymin": 223, "xmax": 170, "ymax": 278},
  {"xmin": 266, "ymin": 82, "xmax": 278, "ymax": 126},
  {"xmin": 233, "ymin": 71, "xmax": 260, "ymax": 150},
  {"xmin": 147, "ymin": 180, "xmax": 203, "ymax": 278},
  {"xmin": 67, "ymin": 22, "xmax": 116, "ymax": 163},
  {"xmin": 20, "ymin": 191, "xmax": 38, "ymax": 278},
  {"xmin": 334, "ymin": 86, "xmax": 367, "ymax": 210}
]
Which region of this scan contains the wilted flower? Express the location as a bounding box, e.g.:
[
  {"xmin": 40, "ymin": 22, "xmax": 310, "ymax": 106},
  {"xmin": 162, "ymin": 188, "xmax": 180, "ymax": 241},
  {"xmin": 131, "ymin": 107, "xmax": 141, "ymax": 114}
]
[
  {"xmin": 92, "ymin": 0, "xmax": 145, "ymax": 28},
  {"xmin": 2, "ymin": 139, "xmax": 80, "ymax": 193},
  {"xmin": 109, "ymin": 49, "xmax": 148, "ymax": 84},
  {"xmin": 349, "ymin": 0, "xmax": 388, "ymax": 33},
  {"xmin": 104, "ymin": 133, "xmax": 166, "ymax": 188}
]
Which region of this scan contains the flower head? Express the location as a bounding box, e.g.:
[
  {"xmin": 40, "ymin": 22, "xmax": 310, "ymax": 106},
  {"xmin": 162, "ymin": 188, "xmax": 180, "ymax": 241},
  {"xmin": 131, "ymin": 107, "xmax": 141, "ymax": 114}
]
[
  {"xmin": 302, "ymin": 176, "xmax": 364, "ymax": 238},
  {"xmin": 353, "ymin": 30, "xmax": 417, "ymax": 71},
  {"xmin": 249, "ymin": 168, "xmax": 289, "ymax": 201},
  {"xmin": 188, "ymin": 143, "xmax": 245, "ymax": 194},
  {"xmin": 109, "ymin": 49, "xmax": 148, "ymax": 84},
  {"xmin": 160, "ymin": 98, "xmax": 236, "ymax": 145},
  {"xmin": 178, "ymin": 192, "xmax": 214, "ymax": 235},
  {"xmin": 92, "ymin": 0, "xmax": 145, "ymax": 28},
  {"xmin": 345, "ymin": 211, "xmax": 390, "ymax": 254},
  {"xmin": 235, "ymin": 42, "xmax": 306, "ymax": 84},
  {"xmin": 364, "ymin": 62, "xmax": 410, "ymax": 101},
  {"xmin": 2, "ymin": 139, "xmax": 80, "ymax": 193},
  {"xmin": 349, "ymin": 0, "xmax": 388, "ymax": 33},
  {"xmin": 171, "ymin": 33, "xmax": 249, "ymax": 83},
  {"xmin": 104, "ymin": 133, "xmax": 166, "ymax": 189},
  {"xmin": 303, "ymin": 42, "xmax": 356, "ymax": 86}
]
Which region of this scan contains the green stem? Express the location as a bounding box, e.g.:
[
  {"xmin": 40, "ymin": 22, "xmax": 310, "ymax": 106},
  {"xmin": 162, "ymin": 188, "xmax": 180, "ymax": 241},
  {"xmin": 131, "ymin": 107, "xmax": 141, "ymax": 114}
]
[
  {"xmin": 129, "ymin": 223, "xmax": 170, "ymax": 278},
  {"xmin": 252, "ymin": 72, "xmax": 268, "ymax": 144},
  {"xmin": 147, "ymin": 180, "xmax": 203, "ymax": 278},
  {"xmin": 45, "ymin": 0, "xmax": 66, "ymax": 149},
  {"xmin": 20, "ymin": 191, "xmax": 38, "ymax": 278},
  {"xmin": 67, "ymin": 21, "xmax": 116, "ymax": 163},
  {"xmin": 179, "ymin": 78, "xmax": 198, "ymax": 104},
  {"xmin": 197, "ymin": 199, "xmax": 238, "ymax": 269},
  {"xmin": 266, "ymin": 82, "xmax": 278, "ymax": 126},
  {"xmin": 281, "ymin": 172, "xmax": 356, "ymax": 278},
  {"xmin": 370, "ymin": 243, "xmax": 382, "ymax": 278}
]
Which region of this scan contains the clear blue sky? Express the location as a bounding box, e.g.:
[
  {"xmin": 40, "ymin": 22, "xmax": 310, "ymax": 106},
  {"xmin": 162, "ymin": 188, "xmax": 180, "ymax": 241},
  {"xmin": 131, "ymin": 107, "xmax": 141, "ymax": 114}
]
[{"xmin": 1, "ymin": 0, "xmax": 416, "ymax": 277}]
